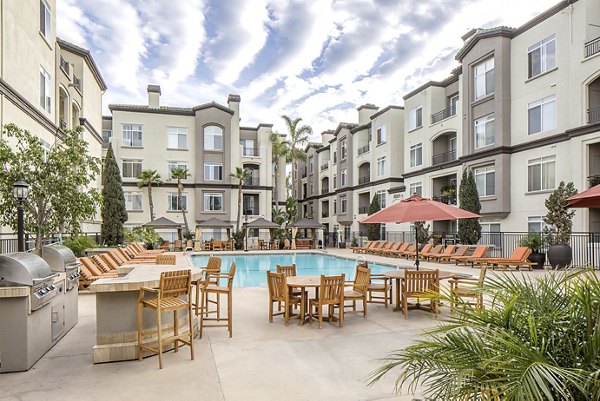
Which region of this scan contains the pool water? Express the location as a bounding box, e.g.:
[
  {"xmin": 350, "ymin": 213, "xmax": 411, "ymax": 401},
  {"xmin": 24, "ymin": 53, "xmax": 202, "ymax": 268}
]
[{"xmin": 191, "ymin": 253, "xmax": 403, "ymax": 287}]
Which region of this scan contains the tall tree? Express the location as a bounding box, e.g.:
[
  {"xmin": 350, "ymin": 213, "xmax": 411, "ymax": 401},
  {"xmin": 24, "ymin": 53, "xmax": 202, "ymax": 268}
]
[
  {"xmin": 543, "ymin": 181, "xmax": 577, "ymax": 245},
  {"xmin": 270, "ymin": 131, "xmax": 290, "ymax": 207},
  {"xmin": 457, "ymin": 170, "xmax": 481, "ymax": 244},
  {"xmin": 137, "ymin": 169, "xmax": 162, "ymax": 222},
  {"xmin": 0, "ymin": 123, "xmax": 100, "ymax": 251},
  {"xmin": 281, "ymin": 115, "xmax": 311, "ymax": 184},
  {"xmin": 366, "ymin": 194, "xmax": 381, "ymax": 241},
  {"xmin": 170, "ymin": 167, "xmax": 190, "ymax": 237},
  {"xmin": 101, "ymin": 143, "xmax": 127, "ymax": 245},
  {"xmin": 230, "ymin": 167, "xmax": 252, "ymax": 232}
]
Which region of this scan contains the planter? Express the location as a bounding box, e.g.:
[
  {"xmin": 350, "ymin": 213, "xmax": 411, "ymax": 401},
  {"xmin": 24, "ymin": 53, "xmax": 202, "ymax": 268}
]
[
  {"xmin": 338, "ymin": 241, "xmax": 346, "ymax": 249},
  {"xmin": 547, "ymin": 244, "xmax": 572, "ymax": 269},
  {"xmin": 234, "ymin": 242, "xmax": 243, "ymax": 250},
  {"xmin": 527, "ymin": 252, "xmax": 546, "ymax": 269}
]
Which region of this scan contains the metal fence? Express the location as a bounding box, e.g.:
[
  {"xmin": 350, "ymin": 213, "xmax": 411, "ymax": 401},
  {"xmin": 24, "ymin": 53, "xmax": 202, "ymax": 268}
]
[
  {"xmin": 0, "ymin": 232, "xmax": 102, "ymax": 254},
  {"xmin": 324, "ymin": 231, "xmax": 600, "ymax": 269}
]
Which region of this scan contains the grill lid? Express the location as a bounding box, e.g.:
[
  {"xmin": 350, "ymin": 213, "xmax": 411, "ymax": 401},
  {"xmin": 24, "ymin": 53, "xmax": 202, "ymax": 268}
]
[
  {"xmin": 41, "ymin": 244, "xmax": 78, "ymax": 272},
  {"xmin": 0, "ymin": 253, "xmax": 54, "ymax": 286}
]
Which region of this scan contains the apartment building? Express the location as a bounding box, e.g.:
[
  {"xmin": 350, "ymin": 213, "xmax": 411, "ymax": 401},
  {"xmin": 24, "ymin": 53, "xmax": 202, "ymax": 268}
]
[
  {"xmin": 0, "ymin": 0, "xmax": 107, "ymax": 234},
  {"xmin": 104, "ymin": 87, "xmax": 279, "ymax": 241},
  {"xmin": 295, "ymin": 0, "xmax": 600, "ymax": 239}
]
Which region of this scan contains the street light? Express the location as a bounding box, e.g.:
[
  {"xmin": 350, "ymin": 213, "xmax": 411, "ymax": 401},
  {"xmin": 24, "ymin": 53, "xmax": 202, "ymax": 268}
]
[
  {"xmin": 243, "ymin": 214, "xmax": 249, "ymax": 252},
  {"xmin": 12, "ymin": 180, "xmax": 30, "ymax": 252}
]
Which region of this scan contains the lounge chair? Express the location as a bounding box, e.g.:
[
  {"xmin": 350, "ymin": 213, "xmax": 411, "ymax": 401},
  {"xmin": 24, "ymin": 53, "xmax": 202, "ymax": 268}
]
[
  {"xmin": 403, "ymin": 243, "xmax": 433, "ymax": 260},
  {"xmin": 437, "ymin": 245, "xmax": 469, "ymax": 263},
  {"xmin": 371, "ymin": 241, "xmax": 394, "ymax": 255},
  {"xmin": 479, "ymin": 247, "xmax": 534, "ymax": 271},
  {"xmin": 365, "ymin": 241, "xmax": 385, "ymax": 254},
  {"xmin": 385, "ymin": 242, "xmax": 410, "ymax": 258},
  {"xmin": 377, "ymin": 241, "xmax": 402, "ymax": 256},
  {"xmin": 450, "ymin": 245, "xmax": 490, "ymax": 266},
  {"xmin": 421, "ymin": 244, "xmax": 444, "ymax": 260},
  {"xmin": 399, "ymin": 243, "xmax": 417, "ymax": 258},
  {"xmin": 351, "ymin": 241, "xmax": 372, "ymax": 253},
  {"xmin": 428, "ymin": 245, "xmax": 456, "ymax": 263}
]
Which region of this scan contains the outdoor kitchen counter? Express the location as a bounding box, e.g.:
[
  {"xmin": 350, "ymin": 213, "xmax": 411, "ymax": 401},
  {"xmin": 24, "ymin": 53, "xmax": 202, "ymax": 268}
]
[{"xmin": 89, "ymin": 264, "xmax": 202, "ymax": 364}]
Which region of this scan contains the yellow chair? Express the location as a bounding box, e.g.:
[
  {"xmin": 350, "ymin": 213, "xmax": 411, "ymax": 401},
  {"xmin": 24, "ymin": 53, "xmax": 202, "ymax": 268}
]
[
  {"xmin": 199, "ymin": 262, "xmax": 236, "ymax": 338},
  {"xmin": 137, "ymin": 269, "xmax": 194, "ymax": 369}
]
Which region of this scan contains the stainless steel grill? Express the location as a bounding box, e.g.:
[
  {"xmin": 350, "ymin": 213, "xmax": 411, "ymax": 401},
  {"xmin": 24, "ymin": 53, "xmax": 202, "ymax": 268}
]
[
  {"xmin": 42, "ymin": 244, "xmax": 80, "ymax": 291},
  {"xmin": 0, "ymin": 253, "xmax": 59, "ymax": 311}
]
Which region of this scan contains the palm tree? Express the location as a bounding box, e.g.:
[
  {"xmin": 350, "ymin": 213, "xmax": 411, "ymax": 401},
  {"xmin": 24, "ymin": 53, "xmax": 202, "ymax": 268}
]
[
  {"xmin": 281, "ymin": 115, "xmax": 311, "ymax": 184},
  {"xmin": 170, "ymin": 167, "xmax": 190, "ymax": 236},
  {"xmin": 230, "ymin": 166, "xmax": 252, "ymax": 232},
  {"xmin": 270, "ymin": 131, "xmax": 289, "ymax": 207},
  {"xmin": 137, "ymin": 169, "xmax": 162, "ymax": 222},
  {"xmin": 369, "ymin": 269, "xmax": 600, "ymax": 400}
]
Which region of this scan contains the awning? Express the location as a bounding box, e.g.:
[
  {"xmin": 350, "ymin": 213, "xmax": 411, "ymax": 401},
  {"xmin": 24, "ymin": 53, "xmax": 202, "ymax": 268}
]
[
  {"xmin": 196, "ymin": 217, "xmax": 234, "ymax": 228},
  {"xmin": 245, "ymin": 217, "xmax": 280, "ymax": 229},
  {"xmin": 142, "ymin": 216, "xmax": 182, "ymax": 228}
]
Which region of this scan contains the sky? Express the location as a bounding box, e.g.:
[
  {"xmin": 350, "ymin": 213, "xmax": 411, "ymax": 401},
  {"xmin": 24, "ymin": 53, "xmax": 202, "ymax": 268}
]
[{"xmin": 57, "ymin": 0, "xmax": 558, "ymax": 139}]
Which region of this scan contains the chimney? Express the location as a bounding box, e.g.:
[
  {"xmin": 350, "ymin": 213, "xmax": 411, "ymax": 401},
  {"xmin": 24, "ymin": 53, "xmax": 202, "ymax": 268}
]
[
  {"xmin": 356, "ymin": 103, "xmax": 378, "ymax": 125},
  {"xmin": 147, "ymin": 85, "xmax": 161, "ymax": 108},
  {"xmin": 228, "ymin": 94, "xmax": 240, "ymax": 116}
]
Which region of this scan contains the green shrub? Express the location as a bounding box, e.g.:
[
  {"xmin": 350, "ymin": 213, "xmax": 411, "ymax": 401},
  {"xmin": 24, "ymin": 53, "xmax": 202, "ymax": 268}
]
[
  {"xmin": 124, "ymin": 226, "xmax": 161, "ymax": 249},
  {"xmin": 63, "ymin": 236, "xmax": 97, "ymax": 256}
]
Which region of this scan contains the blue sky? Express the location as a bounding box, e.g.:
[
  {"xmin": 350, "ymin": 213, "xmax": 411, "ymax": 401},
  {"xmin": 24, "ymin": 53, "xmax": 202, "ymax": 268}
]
[{"xmin": 57, "ymin": 0, "xmax": 558, "ymax": 138}]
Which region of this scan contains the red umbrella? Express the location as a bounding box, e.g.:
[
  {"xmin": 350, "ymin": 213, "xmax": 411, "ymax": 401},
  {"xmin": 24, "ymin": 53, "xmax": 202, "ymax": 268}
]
[
  {"xmin": 566, "ymin": 184, "xmax": 600, "ymax": 208},
  {"xmin": 360, "ymin": 194, "xmax": 480, "ymax": 269}
]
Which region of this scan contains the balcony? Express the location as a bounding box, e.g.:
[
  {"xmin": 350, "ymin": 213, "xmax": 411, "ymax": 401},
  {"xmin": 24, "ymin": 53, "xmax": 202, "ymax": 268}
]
[
  {"xmin": 60, "ymin": 56, "xmax": 69, "ymax": 75},
  {"xmin": 321, "ymin": 211, "xmax": 329, "ymax": 218},
  {"xmin": 72, "ymin": 75, "xmax": 81, "ymax": 90},
  {"xmin": 242, "ymin": 148, "xmax": 259, "ymax": 157},
  {"xmin": 358, "ymin": 176, "xmax": 370, "ymax": 185},
  {"xmin": 321, "ymin": 188, "xmax": 329, "ymax": 195},
  {"xmin": 244, "ymin": 209, "xmax": 259, "ymax": 216},
  {"xmin": 432, "ymin": 195, "xmax": 457, "ymax": 205},
  {"xmin": 585, "ymin": 36, "xmax": 600, "ymax": 58},
  {"xmin": 357, "ymin": 143, "xmax": 370, "ymax": 156},
  {"xmin": 59, "ymin": 118, "xmax": 67, "ymax": 130},
  {"xmin": 243, "ymin": 171, "xmax": 260, "ymax": 186},
  {"xmin": 320, "ymin": 161, "xmax": 329, "ymax": 171},
  {"xmin": 358, "ymin": 206, "xmax": 368, "ymax": 214},
  {"xmin": 432, "ymin": 149, "xmax": 457, "ymax": 165},
  {"xmin": 588, "ymin": 106, "xmax": 600, "ymax": 124},
  {"xmin": 431, "ymin": 105, "xmax": 457, "ymax": 124}
]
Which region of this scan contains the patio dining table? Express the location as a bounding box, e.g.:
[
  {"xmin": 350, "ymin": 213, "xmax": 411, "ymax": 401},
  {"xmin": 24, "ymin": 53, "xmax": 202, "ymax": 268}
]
[{"xmin": 286, "ymin": 276, "xmax": 321, "ymax": 325}]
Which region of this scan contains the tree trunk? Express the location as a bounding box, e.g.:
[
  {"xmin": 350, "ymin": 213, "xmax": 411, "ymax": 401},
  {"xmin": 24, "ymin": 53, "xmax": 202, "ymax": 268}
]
[
  {"xmin": 273, "ymin": 164, "xmax": 279, "ymax": 210},
  {"xmin": 236, "ymin": 181, "xmax": 242, "ymax": 232},
  {"xmin": 178, "ymin": 181, "xmax": 190, "ymax": 234},
  {"xmin": 147, "ymin": 184, "xmax": 154, "ymax": 221}
]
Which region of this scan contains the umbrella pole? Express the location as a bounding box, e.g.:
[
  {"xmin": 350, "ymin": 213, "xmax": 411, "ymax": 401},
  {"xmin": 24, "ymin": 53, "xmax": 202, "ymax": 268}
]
[{"xmin": 414, "ymin": 225, "xmax": 420, "ymax": 271}]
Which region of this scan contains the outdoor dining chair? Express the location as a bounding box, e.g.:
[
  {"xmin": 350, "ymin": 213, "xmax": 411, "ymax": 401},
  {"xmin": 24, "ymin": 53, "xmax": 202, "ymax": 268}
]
[
  {"xmin": 448, "ymin": 265, "xmax": 487, "ymax": 310},
  {"xmin": 266, "ymin": 271, "xmax": 302, "ymax": 325},
  {"xmin": 401, "ymin": 269, "xmax": 440, "ymax": 319},
  {"xmin": 343, "ymin": 264, "xmax": 371, "ymax": 317},
  {"xmin": 193, "ymin": 256, "xmax": 222, "ymax": 316},
  {"xmin": 308, "ymin": 274, "xmax": 345, "ymax": 329}
]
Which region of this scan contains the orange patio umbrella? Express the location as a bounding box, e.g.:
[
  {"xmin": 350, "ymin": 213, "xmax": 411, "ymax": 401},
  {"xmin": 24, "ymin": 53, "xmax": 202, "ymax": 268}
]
[
  {"xmin": 360, "ymin": 194, "xmax": 480, "ymax": 269},
  {"xmin": 566, "ymin": 184, "xmax": 600, "ymax": 208}
]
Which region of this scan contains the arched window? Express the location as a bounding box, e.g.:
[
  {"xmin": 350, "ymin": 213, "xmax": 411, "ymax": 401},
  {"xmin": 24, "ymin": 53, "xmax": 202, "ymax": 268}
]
[{"xmin": 204, "ymin": 125, "xmax": 223, "ymax": 150}]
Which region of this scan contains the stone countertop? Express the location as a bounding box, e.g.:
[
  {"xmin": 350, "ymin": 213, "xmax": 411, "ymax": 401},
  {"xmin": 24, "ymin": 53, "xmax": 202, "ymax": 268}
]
[{"xmin": 89, "ymin": 265, "xmax": 204, "ymax": 293}]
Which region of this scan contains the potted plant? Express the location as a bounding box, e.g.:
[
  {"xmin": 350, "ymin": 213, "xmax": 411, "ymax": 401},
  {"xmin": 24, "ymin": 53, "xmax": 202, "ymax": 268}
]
[
  {"xmin": 543, "ymin": 181, "xmax": 578, "ymax": 269},
  {"xmin": 232, "ymin": 230, "xmax": 244, "ymax": 250},
  {"xmin": 351, "ymin": 235, "xmax": 359, "ymax": 248},
  {"xmin": 519, "ymin": 233, "xmax": 546, "ymax": 269}
]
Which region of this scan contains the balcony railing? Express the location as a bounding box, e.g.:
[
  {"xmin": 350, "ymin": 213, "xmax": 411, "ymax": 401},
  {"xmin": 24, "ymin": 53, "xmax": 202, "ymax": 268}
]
[
  {"xmin": 585, "ymin": 36, "xmax": 600, "ymax": 58},
  {"xmin": 358, "ymin": 206, "xmax": 368, "ymax": 214},
  {"xmin": 587, "ymin": 106, "xmax": 600, "ymax": 124},
  {"xmin": 72, "ymin": 75, "xmax": 81, "ymax": 90},
  {"xmin": 358, "ymin": 176, "xmax": 370, "ymax": 185},
  {"xmin": 320, "ymin": 161, "xmax": 329, "ymax": 171},
  {"xmin": 357, "ymin": 143, "xmax": 370, "ymax": 155},
  {"xmin": 60, "ymin": 56, "xmax": 69, "ymax": 75},
  {"xmin": 244, "ymin": 172, "xmax": 260, "ymax": 186},
  {"xmin": 59, "ymin": 118, "xmax": 67, "ymax": 129},
  {"xmin": 431, "ymin": 105, "xmax": 457, "ymax": 124},
  {"xmin": 321, "ymin": 188, "xmax": 329, "ymax": 195},
  {"xmin": 242, "ymin": 148, "xmax": 259, "ymax": 156},
  {"xmin": 432, "ymin": 195, "xmax": 457, "ymax": 205},
  {"xmin": 321, "ymin": 212, "xmax": 329, "ymax": 218},
  {"xmin": 244, "ymin": 209, "xmax": 259, "ymax": 216},
  {"xmin": 432, "ymin": 149, "xmax": 457, "ymax": 165}
]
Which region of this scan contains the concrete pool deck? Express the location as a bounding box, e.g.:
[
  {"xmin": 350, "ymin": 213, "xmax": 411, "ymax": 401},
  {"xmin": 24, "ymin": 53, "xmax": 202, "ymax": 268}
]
[{"xmin": 0, "ymin": 248, "xmax": 553, "ymax": 401}]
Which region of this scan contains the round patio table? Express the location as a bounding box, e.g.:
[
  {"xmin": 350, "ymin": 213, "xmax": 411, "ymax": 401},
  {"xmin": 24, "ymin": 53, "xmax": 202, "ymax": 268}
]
[
  {"xmin": 286, "ymin": 276, "xmax": 320, "ymax": 325},
  {"xmin": 383, "ymin": 269, "xmax": 459, "ymax": 312}
]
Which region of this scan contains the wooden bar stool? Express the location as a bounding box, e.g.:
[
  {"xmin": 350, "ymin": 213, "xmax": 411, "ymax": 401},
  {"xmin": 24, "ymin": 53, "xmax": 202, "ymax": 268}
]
[
  {"xmin": 199, "ymin": 262, "xmax": 236, "ymax": 338},
  {"xmin": 137, "ymin": 269, "xmax": 194, "ymax": 369}
]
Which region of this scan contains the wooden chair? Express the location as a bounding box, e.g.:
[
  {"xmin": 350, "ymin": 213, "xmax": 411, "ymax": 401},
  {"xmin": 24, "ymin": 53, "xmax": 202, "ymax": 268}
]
[
  {"xmin": 223, "ymin": 240, "xmax": 233, "ymax": 251},
  {"xmin": 449, "ymin": 265, "xmax": 487, "ymax": 310},
  {"xmin": 421, "ymin": 244, "xmax": 444, "ymax": 260},
  {"xmin": 404, "ymin": 243, "xmax": 433, "ymax": 260},
  {"xmin": 199, "ymin": 262, "xmax": 236, "ymax": 338},
  {"xmin": 266, "ymin": 271, "xmax": 302, "ymax": 325},
  {"xmin": 401, "ymin": 269, "xmax": 440, "ymax": 319},
  {"xmin": 438, "ymin": 245, "xmax": 469, "ymax": 263},
  {"xmin": 258, "ymin": 239, "xmax": 265, "ymax": 250},
  {"xmin": 203, "ymin": 241, "xmax": 212, "ymax": 251},
  {"xmin": 427, "ymin": 245, "xmax": 456, "ymax": 263},
  {"xmin": 309, "ymin": 274, "xmax": 345, "ymax": 329},
  {"xmin": 372, "ymin": 241, "xmax": 394, "ymax": 255},
  {"xmin": 193, "ymin": 256, "xmax": 222, "ymax": 316},
  {"xmin": 343, "ymin": 265, "xmax": 371, "ymax": 317},
  {"xmin": 90, "ymin": 254, "xmax": 116, "ymax": 273},
  {"xmin": 173, "ymin": 240, "xmax": 183, "ymax": 251},
  {"xmin": 276, "ymin": 264, "xmax": 301, "ymax": 310},
  {"xmin": 351, "ymin": 241, "xmax": 371, "ymax": 253},
  {"xmin": 480, "ymin": 247, "xmax": 533, "ymax": 270},
  {"xmin": 378, "ymin": 241, "xmax": 402, "ymax": 256},
  {"xmin": 451, "ymin": 245, "xmax": 490, "ymax": 266},
  {"xmin": 212, "ymin": 240, "xmax": 223, "ymax": 251},
  {"xmin": 385, "ymin": 242, "xmax": 410, "ymax": 258},
  {"xmin": 137, "ymin": 269, "xmax": 194, "ymax": 369},
  {"xmin": 160, "ymin": 240, "xmax": 171, "ymax": 251},
  {"xmin": 184, "ymin": 240, "xmax": 194, "ymax": 253},
  {"xmin": 156, "ymin": 254, "xmax": 176, "ymax": 265}
]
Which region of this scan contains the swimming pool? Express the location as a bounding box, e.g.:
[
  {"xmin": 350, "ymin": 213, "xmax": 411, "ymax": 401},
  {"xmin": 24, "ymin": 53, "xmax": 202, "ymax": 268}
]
[{"xmin": 190, "ymin": 253, "xmax": 403, "ymax": 287}]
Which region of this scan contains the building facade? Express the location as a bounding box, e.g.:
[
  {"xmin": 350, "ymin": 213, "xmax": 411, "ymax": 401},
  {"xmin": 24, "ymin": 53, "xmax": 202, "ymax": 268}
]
[
  {"xmin": 0, "ymin": 0, "xmax": 107, "ymax": 235},
  {"xmin": 294, "ymin": 0, "xmax": 600, "ymax": 242},
  {"xmin": 104, "ymin": 87, "xmax": 278, "ymax": 242}
]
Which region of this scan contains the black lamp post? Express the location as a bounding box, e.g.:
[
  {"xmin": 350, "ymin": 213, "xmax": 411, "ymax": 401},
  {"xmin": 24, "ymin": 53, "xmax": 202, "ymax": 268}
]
[
  {"xmin": 243, "ymin": 214, "xmax": 249, "ymax": 252},
  {"xmin": 13, "ymin": 180, "xmax": 30, "ymax": 252}
]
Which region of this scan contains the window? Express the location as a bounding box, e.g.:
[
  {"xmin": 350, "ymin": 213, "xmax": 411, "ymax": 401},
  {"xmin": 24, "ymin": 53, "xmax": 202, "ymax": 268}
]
[
  {"xmin": 243, "ymin": 194, "xmax": 259, "ymax": 215},
  {"xmin": 124, "ymin": 192, "xmax": 143, "ymax": 211},
  {"xmin": 167, "ymin": 127, "xmax": 188, "ymax": 149},
  {"xmin": 528, "ymin": 95, "xmax": 556, "ymax": 135},
  {"xmin": 409, "ymin": 182, "xmax": 422, "ymax": 197},
  {"xmin": 309, "ymin": 182, "xmax": 314, "ymax": 195},
  {"xmin": 340, "ymin": 169, "xmax": 347, "ymax": 186},
  {"xmin": 333, "ymin": 174, "xmax": 337, "ymax": 189},
  {"xmin": 474, "ymin": 115, "xmax": 494, "ymax": 148},
  {"xmin": 102, "ymin": 130, "xmax": 112, "ymax": 149},
  {"xmin": 474, "ymin": 57, "xmax": 494, "ymax": 99},
  {"xmin": 409, "ymin": 106, "xmax": 422, "ymax": 130},
  {"xmin": 333, "ymin": 198, "xmax": 337, "ymax": 214},
  {"xmin": 410, "ymin": 143, "xmax": 422, "ymax": 167},
  {"xmin": 449, "ymin": 94, "xmax": 459, "ymax": 115},
  {"xmin": 528, "ymin": 35, "xmax": 556, "ymax": 79},
  {"xmin": 376, "ymin": 125, "xmax": 387, "ymax": 144},
  {"xmin": 340, "ymin": 196, "xmax": 347, "ymax": 213},
  {"xmin": 204, "ymin": 125, "xmax": 223, "ymax": 150},
  {"xmin": 168, "ymin": 161, "xmax": 188, "ymax": 178},
  {"xmin": 308, "ymin": 156, "xmax": 313, "ymax": 174},
  {"xmin": 333, "ymin": 150, "xmax": 337, "ymax": 164},
  {"xmin": 123, "ymin": 124, "xmax": 143, "ymax": 147},
  {"xmin": 40, "ymin": 0, "xmax": 51, "ymax": 40},
  {"xmin": 340, "ymin": 138, "xmax": 347, "ymax": 160},
  {"xmin": 41, "ymin": 140, "xmax": 51, "ymax": 162},
  {"xmin": 377, "ymin": 156, "xmax": 386, "ymax": 176},
  {"xmin": 204, "ymin": 162, "xmax": 223, "ymax": 181},
  {"xmin": 528, "ymin": 156, "xmax": 555, "ymax": 192},
  {"xmin": 528, "ymin": 216, "xmax": 546, "ymax": 233},
  {"xmin": 240, "ymin": 139, "xmax": 256, "ymax": 156},
  {"xmin": 122, "ymin": 159, "xmax": 142, "ymax": 178},
  {"xmin": 39, "ymin": 66, "xmax": 51, "ymax": 113},
  {"xmin": 376, "ymin": 190, "xmax": 386, "ymax": 208},
  {"xmin": 204, "ymin": 193, "xmax": 223, "ymax": 211},
  {"xmin": 168, "ymin": 192, "xmax": 187, "ymax": 211},
  {"xmin": 474, "ymin": 165, "xmax": 495, "ymax": 197}
]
